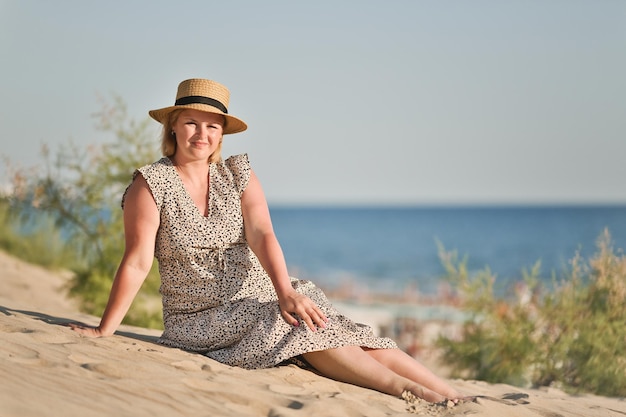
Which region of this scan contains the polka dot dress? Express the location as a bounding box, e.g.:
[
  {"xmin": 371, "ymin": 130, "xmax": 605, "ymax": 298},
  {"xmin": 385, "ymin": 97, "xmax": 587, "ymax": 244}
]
[{"xmin": 127, "ymin": 154, "xmax": 397, "ymax": 369}]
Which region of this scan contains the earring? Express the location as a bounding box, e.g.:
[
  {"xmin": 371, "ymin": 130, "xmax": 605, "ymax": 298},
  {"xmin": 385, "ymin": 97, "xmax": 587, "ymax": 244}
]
[{"xmin": 171, "ymin": 131, "xmax": 176, "ymax": 137}]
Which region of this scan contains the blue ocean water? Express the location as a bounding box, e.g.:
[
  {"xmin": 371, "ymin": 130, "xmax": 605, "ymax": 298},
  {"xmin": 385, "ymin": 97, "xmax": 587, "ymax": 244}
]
[{"xmin": 270, "ymin": 205, "xmax": 626, "ymax": 296}]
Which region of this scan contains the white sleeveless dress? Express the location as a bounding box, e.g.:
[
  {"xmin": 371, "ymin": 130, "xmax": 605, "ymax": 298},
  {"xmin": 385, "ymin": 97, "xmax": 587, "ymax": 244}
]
[{"xmin": 126, "ymin": 154, "xmax": 397, "ymax": 369}]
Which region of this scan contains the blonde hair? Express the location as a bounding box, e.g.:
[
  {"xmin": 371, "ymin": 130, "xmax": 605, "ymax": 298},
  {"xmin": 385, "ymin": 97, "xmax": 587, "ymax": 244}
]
[{"xmin": 160, "ymin": 109, "xmax": 224, "ymax": 163}]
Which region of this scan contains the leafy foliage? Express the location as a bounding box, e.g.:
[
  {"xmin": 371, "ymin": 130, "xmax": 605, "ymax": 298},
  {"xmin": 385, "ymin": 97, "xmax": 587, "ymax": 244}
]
[
  {"xmin": 437, "ymin": 229, "xmax": 626, "ymax": 397},
  {"xmin": 2, "ymin": 95, "xmax": 163, "ymax": 328},
  {"xmin": 0, "ymin": 198, "xmax": 76, "ymax": 270}
]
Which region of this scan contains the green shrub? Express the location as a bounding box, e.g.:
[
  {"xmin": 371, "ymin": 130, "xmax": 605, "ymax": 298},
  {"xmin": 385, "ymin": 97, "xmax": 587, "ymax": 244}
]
[
  {"xmin": 3, "ymin": 95, "xmax": 163, "ymax": 329},
  {"xmin": 0, "ymin": 199, "xmax": 78, "ymax": 270},
  {"xmin": 437, "ymin": 229, "xmax": 626, "ymax": 397}
]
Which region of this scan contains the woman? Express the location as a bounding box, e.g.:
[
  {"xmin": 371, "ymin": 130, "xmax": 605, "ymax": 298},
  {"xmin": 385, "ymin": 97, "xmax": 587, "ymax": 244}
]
[{"xmin": 71, "ymin": 78, "xmax": 465, "ymax": 403}]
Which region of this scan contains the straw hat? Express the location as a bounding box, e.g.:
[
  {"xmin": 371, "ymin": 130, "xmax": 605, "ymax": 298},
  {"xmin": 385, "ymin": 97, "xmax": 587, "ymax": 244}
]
[{"xmin": 149, "ymin": 78, "xmax": 247, "ymax": 134}]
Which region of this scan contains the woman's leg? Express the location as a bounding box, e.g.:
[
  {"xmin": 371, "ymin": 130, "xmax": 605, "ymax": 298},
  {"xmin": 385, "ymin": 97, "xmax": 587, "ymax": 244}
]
[
  {"xmin": 302, "ymin": 346, "xmax": 447, "ymax": 403},
  {"xmin": 364, "ymin": 348, "xmax": 462, "ymax": 399}
]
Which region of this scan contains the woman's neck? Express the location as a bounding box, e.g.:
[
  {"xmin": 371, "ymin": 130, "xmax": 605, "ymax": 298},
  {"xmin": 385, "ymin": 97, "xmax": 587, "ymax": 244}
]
[{"xmin": 171, "ymin": 156, "xmax": 209, "ymax": 181}]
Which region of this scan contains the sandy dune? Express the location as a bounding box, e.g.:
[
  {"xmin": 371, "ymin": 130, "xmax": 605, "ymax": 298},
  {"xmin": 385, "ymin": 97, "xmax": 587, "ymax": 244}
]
[{"xmin": 1, "ymin": 250, "xmax": 624, "ymax": 416}]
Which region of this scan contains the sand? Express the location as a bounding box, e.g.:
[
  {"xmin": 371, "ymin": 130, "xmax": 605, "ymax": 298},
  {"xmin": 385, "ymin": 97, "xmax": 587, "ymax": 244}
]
[{"xmin": 1, "ymin": 250, "xmax": 625, "ymax": 417}]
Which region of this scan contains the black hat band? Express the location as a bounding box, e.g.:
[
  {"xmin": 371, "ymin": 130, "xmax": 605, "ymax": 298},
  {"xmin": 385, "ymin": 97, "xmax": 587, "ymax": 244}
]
[{"xmin": 175, "ymin": 96, "xmax": 228, "ymax": 114}]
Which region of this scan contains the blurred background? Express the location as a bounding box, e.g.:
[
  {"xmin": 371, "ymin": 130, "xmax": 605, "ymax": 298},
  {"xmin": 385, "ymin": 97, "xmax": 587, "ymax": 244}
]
[{"xmin": 1, "ymin": 0, "xmax": 625, "ymax": 295}]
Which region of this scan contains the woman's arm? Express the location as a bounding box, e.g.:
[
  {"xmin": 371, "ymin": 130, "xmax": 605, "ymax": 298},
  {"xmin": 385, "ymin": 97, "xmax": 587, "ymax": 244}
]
[
  {"xmin": 71, "ymin": 175, "xmax": 160, "ymax": 337},
  {"xmin": 241, "ymin": 170, "xmax": 328, "ymax": 332}
]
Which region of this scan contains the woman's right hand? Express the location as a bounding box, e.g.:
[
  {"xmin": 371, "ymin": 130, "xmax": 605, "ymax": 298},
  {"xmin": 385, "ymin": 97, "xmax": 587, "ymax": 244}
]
[{"xmin": 68, "ymin": 323, "xmax": 109, "ymax": 338}]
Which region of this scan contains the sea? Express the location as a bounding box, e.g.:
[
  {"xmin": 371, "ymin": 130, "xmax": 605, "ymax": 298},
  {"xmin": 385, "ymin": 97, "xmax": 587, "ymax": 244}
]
[{"xmin": 269, "ymin": 205, "xmax": 626, "ymax": 298}]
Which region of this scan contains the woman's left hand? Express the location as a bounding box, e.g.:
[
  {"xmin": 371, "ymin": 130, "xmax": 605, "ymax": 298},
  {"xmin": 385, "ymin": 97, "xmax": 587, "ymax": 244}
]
[{"xmin": 279, "ymin": 290, "xmax": 329, "ymax": 332}]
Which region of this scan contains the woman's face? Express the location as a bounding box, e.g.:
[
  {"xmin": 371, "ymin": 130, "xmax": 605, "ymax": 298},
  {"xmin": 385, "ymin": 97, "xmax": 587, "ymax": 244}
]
[{"xmin": 171, "ymin": 109, "xmax": 224, "ymax": 160}]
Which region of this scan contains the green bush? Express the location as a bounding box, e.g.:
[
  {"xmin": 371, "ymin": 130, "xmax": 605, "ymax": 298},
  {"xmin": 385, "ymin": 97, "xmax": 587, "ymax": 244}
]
[
  {"xmin": 0, "ymin": 199, "xmax": 77, "ymax": 270},
  {"xmin": 436, "ymin": 229, "xmax": 626, "ymax": 397},
  {"xmin": 2, "ymin": 95, "xmax": 163, "ymax": 329}
]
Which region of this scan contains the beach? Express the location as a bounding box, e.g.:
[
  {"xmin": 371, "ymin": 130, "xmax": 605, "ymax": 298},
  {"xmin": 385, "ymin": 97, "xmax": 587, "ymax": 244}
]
[{"xmin": 1, "ymin": 250, "xmax": 624, "ymax": 417}]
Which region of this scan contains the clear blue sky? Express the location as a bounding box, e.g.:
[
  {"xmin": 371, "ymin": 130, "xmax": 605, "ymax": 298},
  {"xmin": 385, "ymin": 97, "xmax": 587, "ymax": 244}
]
[{"xmin": 1, "ymin": 1, "xmax": 625, "ymax": 205}]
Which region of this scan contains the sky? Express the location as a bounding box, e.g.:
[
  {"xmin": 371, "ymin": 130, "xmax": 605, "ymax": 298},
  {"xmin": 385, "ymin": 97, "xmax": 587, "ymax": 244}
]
[{"xmin": 1, "ymin": 0, "xmax": 625, "ymax": 206}]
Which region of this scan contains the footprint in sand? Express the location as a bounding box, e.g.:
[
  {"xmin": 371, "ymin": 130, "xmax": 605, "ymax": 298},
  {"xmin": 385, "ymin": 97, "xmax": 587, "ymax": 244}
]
[
  {"xmin": 502, "ymin": 392, "xmax": 531, "ymax": 404},
  {"xmin": 4, "ymin": 341, "xmax": 45, "ymax": 366},
  {"xmin": 181, "ymin": 377, "xmax": 223, "ymax": 392},
  {"xmin": 79, "ymin": 362, "xmax": 134, "ymax": 379},
  {"xmin": 267, "ymin": 383, "xmax": 308, "ymax": 395},
  {"xmin": 474, "ymin": 392, "xmax": 530, "ymax": 406},
  {"xmin": 170, "ymin": 360, "xmax": 205, "ymax": 372},
  {"xmin": 74, "ymin": 357, "xmax": 152, "ymax": 379}
]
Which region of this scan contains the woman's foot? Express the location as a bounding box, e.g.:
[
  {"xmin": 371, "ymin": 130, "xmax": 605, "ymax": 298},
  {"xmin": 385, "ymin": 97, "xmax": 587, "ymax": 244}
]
[
  {"xmin": 404, "ymin": 383, "xmax": 447, "ymax": 403},
  {"xmin": 443, "ymin": 389, "xmax": 472, "ymax": 403},
  {"xmin": 404, "ymin": 385, "xmax": 477, "ymax": 406}
]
